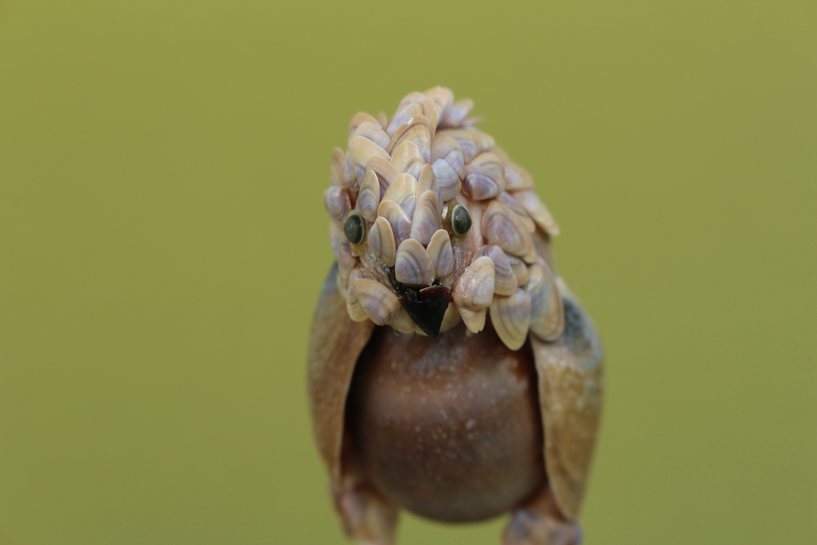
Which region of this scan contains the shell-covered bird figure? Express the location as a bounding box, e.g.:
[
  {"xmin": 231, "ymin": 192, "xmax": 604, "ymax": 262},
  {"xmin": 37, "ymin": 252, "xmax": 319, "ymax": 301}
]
[{"xmin": 308, "ymin": 87, "xmax": 603, "ymax": 545}]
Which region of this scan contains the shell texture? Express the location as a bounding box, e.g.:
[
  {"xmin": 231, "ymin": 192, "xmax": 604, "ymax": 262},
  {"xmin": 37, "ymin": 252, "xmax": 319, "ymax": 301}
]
[
  {"xmin": 416, "ymin": 164, "xmax": 441, "ymax": 206},
  {"xmin": 382, "ymin": 173, "xmax": 417, "ymax": 218},
  {"xmin": 391, "ymin": 141, "xmax": 425, "ymax": 179},
  {"xmin": 355, "ymin": 121, "xmax": 391, "ymax": 150},
  {"xmin": 387, "ymin": 115, "xmax": 434, "ymax": 161},
  {"xmin": 410, "ymin": 190, "xmax": 441, "ymax": 246},
  {"xmin": 323, "ymin": 87, "xmax": 563, "ymax": 350},
  {"xmin": 357, "ymin": 170, "xmax": 380, "ymax": 222},
  {"xmin": 395, "ymin": 239, "xmax": 434, "ymax": 287}
]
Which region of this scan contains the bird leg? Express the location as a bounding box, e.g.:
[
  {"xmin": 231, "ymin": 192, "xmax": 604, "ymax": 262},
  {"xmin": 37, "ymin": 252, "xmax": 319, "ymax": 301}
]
[
  {"xmin": 502, "ymin": 486, "xmax": 582, "ymax": 545},
  {"xmin": 331, "ymin": 448, "xmax": 398, "ymax": 545}
]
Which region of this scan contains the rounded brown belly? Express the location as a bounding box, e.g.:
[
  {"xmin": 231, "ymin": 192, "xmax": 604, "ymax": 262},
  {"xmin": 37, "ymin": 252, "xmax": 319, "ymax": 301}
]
[{"xmin": 346, "ymin": 321, "xmax": 545, "ymax": 523}]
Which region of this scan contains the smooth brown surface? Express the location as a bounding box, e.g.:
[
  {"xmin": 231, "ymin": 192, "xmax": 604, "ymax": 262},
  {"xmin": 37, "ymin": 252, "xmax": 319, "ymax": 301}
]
[
  {"xmin": 532, "ymin": 290, "xmax": 604, "ymax": 521},
  {"xmin": 307, "ymin": 264, "xmax": 375, "ymax": 484},
  {"xmin": 347, "ymin": 321, "xmax": 546, "ymax": 523}
]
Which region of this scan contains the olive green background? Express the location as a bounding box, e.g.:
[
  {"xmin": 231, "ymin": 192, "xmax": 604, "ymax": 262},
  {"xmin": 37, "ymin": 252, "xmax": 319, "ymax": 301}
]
[{"xmin": 1, "ymin": 1, "xmax": 814, "ymax": 544}]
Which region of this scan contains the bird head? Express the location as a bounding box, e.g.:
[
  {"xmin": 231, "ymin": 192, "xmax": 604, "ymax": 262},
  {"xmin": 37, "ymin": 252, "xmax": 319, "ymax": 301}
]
[{"xmin": 325, "ymin": 87, "xmax": 561, "ymax": 346}]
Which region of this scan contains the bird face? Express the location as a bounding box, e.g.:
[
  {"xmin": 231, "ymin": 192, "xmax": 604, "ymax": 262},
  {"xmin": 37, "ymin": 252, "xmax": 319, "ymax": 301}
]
[{"xmin": 325, "ymin": 87, "xmax": 562, "ymax": 346}]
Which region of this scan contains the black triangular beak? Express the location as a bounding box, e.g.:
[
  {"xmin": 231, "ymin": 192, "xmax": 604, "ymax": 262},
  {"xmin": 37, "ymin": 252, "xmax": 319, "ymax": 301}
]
[{"xmin": 399, "ymin": 286, "xmax": 450, "ymax": 338}]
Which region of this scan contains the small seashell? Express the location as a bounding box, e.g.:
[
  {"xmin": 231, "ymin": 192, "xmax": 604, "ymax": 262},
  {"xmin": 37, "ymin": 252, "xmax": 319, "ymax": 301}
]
[
  {"xmin": 348, "ymin": 112, "xmax": 381, "ymax": 146},
  {"xmin": 382, "ymin": 173, "xmax": 417, "ymax": 217},
  {"xmin": 431, "ymin": 159, "xmax": 462, "ymax": 202},
  {"xmin": 470, "ymin": 152, "xmax": 505, "ymax": 179},
  {"xmin": 475, "ymin": 245, "xmax": 516, "ymax": 296},
  {"xmin": 431, "ymin": 136, "xmax": 465, "ymax": 178},
  {"xmin": 497, "ymin": 191, "xmax": 535, "ymax": 232},
  {"xmin": 490, "ymin": 288, "xmax": 532, "ymax": 350},
  {"xmin": 346, "ymin": 299, "xmax": 369, "ymax": 322},
  {"xmin": 354, "ymin": 121, "xmax": 391, "ymax": 149},
  {"xmin": 338, "ymin": 238, "xmax": 356, "ymax": 274},
  {"xmin": 350, "ymin": 136, "xmax": 390, "ymax": 182},
  {"xmin": 349, "ymin": 112, "xmax": 379, "ymax": 132},
  {"xmin": 521, "ymin": 245, "xmax": 539, "ymax": 264},
  {"xmin": 507, "ymin": 254, "xmax": 530, "ymax": 286},
  {"xmin": 525, "ymin": 263, "xmax": 564, "ymax": 341},
  {"xmin": 458, "ymin": 307, "xmax": 486, "ymax": 334},
  {"xmin": 440, "ymin": 98, "xmax": 474, "ymax": 128},
  {"xmin": 482, "ymin": 200, "xmax": 534, "ymax": 257},
  {"xmin": 395, "ymin": 239, "xmax": 434, "ymax": 287},
  {"xmin": 504, "ymin": 162, "xmax": 534, "ymax": 191},
  {"xmin": 337, "ymin": 239, "xmax": 356, "ymax": 300},
  {"xmin": 390, "ymin": 141, "xmax": 425, "ymax": 179},
  {"xmin": 438, "ymin": 302, "xmax": 462, "ymax": 333},
  {"xmin": 453, "ymin": 256, "xmax": 495, "ymax": 310},
  {"xmin": 376, "ymin": 200, "xmax": 412, "ymax": 248},
  {"xmin": 368, "ymin": 217, "xmax": 396, "ymax": 266},
  {"xmin": 357, "ymin": 170, "xmax": 380, "ymax": 222},
  {"xmin": 387, "ymin": 97, "xmax": 437, "ymax": 137},
  {"xmin": 512, "ymin": 189, "xmax": 560, "ymax": 235},
  {"xmin": 323, "ymin": 186, "xmax": 350, "ymax": 223},
  {"xmin": 329, "ymin": 222, "xmax": 342, "ymax": 260},
  {"xmin": 376, "ymin": 111, "xmax": 389, "ymax": 130},
  {"xmin": 424, "ymin": 86, "xmax": 454, "ymax": 125},
  {"xmin": 346, "ymin": 268, "xmax": 374, "ymax": 322},
  {"xmin": 416, "ymin": 164, "xmax": 441, "ymax": 205},
  {"xmin": 427, "ymin": 229, "xmax": 454, "ymax": 278},
  {"xmin": 346, "ymin": 267, "xmax": 374, "ymax": 290},
  {"xmin": 366, "ymin": 156, "xmax": 401, "ymax": 195},
  {"xmin": 336, "ymin": 271, "xmax": 349, "ymax": 302},
  {"xmin": 390, "ymin": 308, "xmax": 416, "ymax": 334},
  {"xmin": 387, "ymin": 115, "xmax": 434, "ymax": 161},
  {"xmin": 352, "ymin": 279, "xmax": 401, "ymax": 326},
  {"xmin": 462, "ymin": 165, "xmax": 505, "ymax": 200},
  {"xmin": 410, "ymin": 190, "xmax": 441, "ymax": 246},
  {"xmin": 330, "ymin": 148, "xmax": 345, "ymax": 187},
  {"xmin": 497, "ymin": 190, "xmax": 530, "ymax": 216},
  {"xmin": 436, "ymin": 129, "xmax": 486, "ymax": 163},
  {"xmin": 342, "ymin": 153, "xmax": 356, "ymax": 185},
  {"xmin": 394, "ymin": 92, "xmax": 425, "ymax": 116}
]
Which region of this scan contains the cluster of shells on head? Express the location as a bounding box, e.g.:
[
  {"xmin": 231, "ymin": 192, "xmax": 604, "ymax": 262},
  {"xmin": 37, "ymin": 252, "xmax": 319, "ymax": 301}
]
[{"xmin": 325, "ymin": 87, "xmax": 563, "ymax": 350}]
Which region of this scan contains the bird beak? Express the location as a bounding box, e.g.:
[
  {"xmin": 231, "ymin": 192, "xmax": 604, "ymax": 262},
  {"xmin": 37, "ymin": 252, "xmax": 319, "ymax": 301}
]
[{"xmin": 399, "ymin": 285, "xmax": 450, "ymax": 338}]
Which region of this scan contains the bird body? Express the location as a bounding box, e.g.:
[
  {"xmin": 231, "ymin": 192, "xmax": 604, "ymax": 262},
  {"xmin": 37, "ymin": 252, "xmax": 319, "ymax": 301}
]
[{"xmin": 308, "ymin": 88, "xmax": 603, "ymax": 545}]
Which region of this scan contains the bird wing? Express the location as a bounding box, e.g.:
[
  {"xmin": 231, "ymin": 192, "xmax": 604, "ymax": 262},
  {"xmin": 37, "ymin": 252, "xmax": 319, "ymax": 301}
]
[
  {"xmin": 531, "ymin": 286, "xmax": 604, "ymax": 520},
  {"xmin": 530, "ymin": 232, "xmax": 604, "ymax": 521},
  {"xmin": 307, "ymin": 263, "xmax": 374, "ymax": 484}
]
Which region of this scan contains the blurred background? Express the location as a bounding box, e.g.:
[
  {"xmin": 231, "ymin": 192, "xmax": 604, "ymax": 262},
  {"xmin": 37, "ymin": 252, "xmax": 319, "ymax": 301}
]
[{"xmin": 1, "ymin": 1, "xmax": 815, "ymax": 544}]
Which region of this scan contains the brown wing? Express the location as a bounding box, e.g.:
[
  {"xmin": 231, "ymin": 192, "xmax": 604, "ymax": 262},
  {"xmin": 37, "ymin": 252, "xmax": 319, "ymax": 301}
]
[
  {"xmin": 531, "ymin": 288, "xmax": 604, "ymax": 521},
  {"xmin": 307, "ymin": 263, "xmax": 375, "ymax": 484},
  {"xmin": 529, "ymin": 230, "xmax": 604, "ymax": 521}
]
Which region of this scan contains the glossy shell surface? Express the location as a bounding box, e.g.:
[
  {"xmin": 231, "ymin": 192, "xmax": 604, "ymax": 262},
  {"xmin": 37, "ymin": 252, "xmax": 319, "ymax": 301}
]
[{"xmin": 347, "ymin": 321, "xmax": 545, "ymax": 522}]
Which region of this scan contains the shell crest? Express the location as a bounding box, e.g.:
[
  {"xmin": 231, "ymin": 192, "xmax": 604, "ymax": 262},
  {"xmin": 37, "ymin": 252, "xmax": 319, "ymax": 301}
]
[{"xmin": 323, "ymin": 87, "xmax": 563, "ymax": 349}]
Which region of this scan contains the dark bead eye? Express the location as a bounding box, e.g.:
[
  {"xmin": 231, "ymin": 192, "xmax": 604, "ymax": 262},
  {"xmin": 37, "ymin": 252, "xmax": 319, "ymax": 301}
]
[
  {"xmin": 343, "ymin": 212, "xmax": 365, "ymax": 245},
  {"xmin": 451, "ymin": 205, "xmax": 472, "ymax": 236}
]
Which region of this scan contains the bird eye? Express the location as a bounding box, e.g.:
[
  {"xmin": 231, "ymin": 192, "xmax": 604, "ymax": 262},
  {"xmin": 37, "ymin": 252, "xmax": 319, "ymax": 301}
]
[
  {"xmin": 343, "ymin": 212, "xmax": 365, "ymax": 245},
  {"xmin": 451, "ymin": 205, "xmax": 472, "ymax": 236}
]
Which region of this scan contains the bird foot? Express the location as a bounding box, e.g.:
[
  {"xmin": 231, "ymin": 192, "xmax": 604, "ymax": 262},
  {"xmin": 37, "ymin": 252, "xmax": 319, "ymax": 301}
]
[
  {"xmin": 331, "ymin": 476, "xmax": 398, "ymax": 545},
  {"xmin": 502, "ymin": 487, "xmax": 582, "ymax": 545}
]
